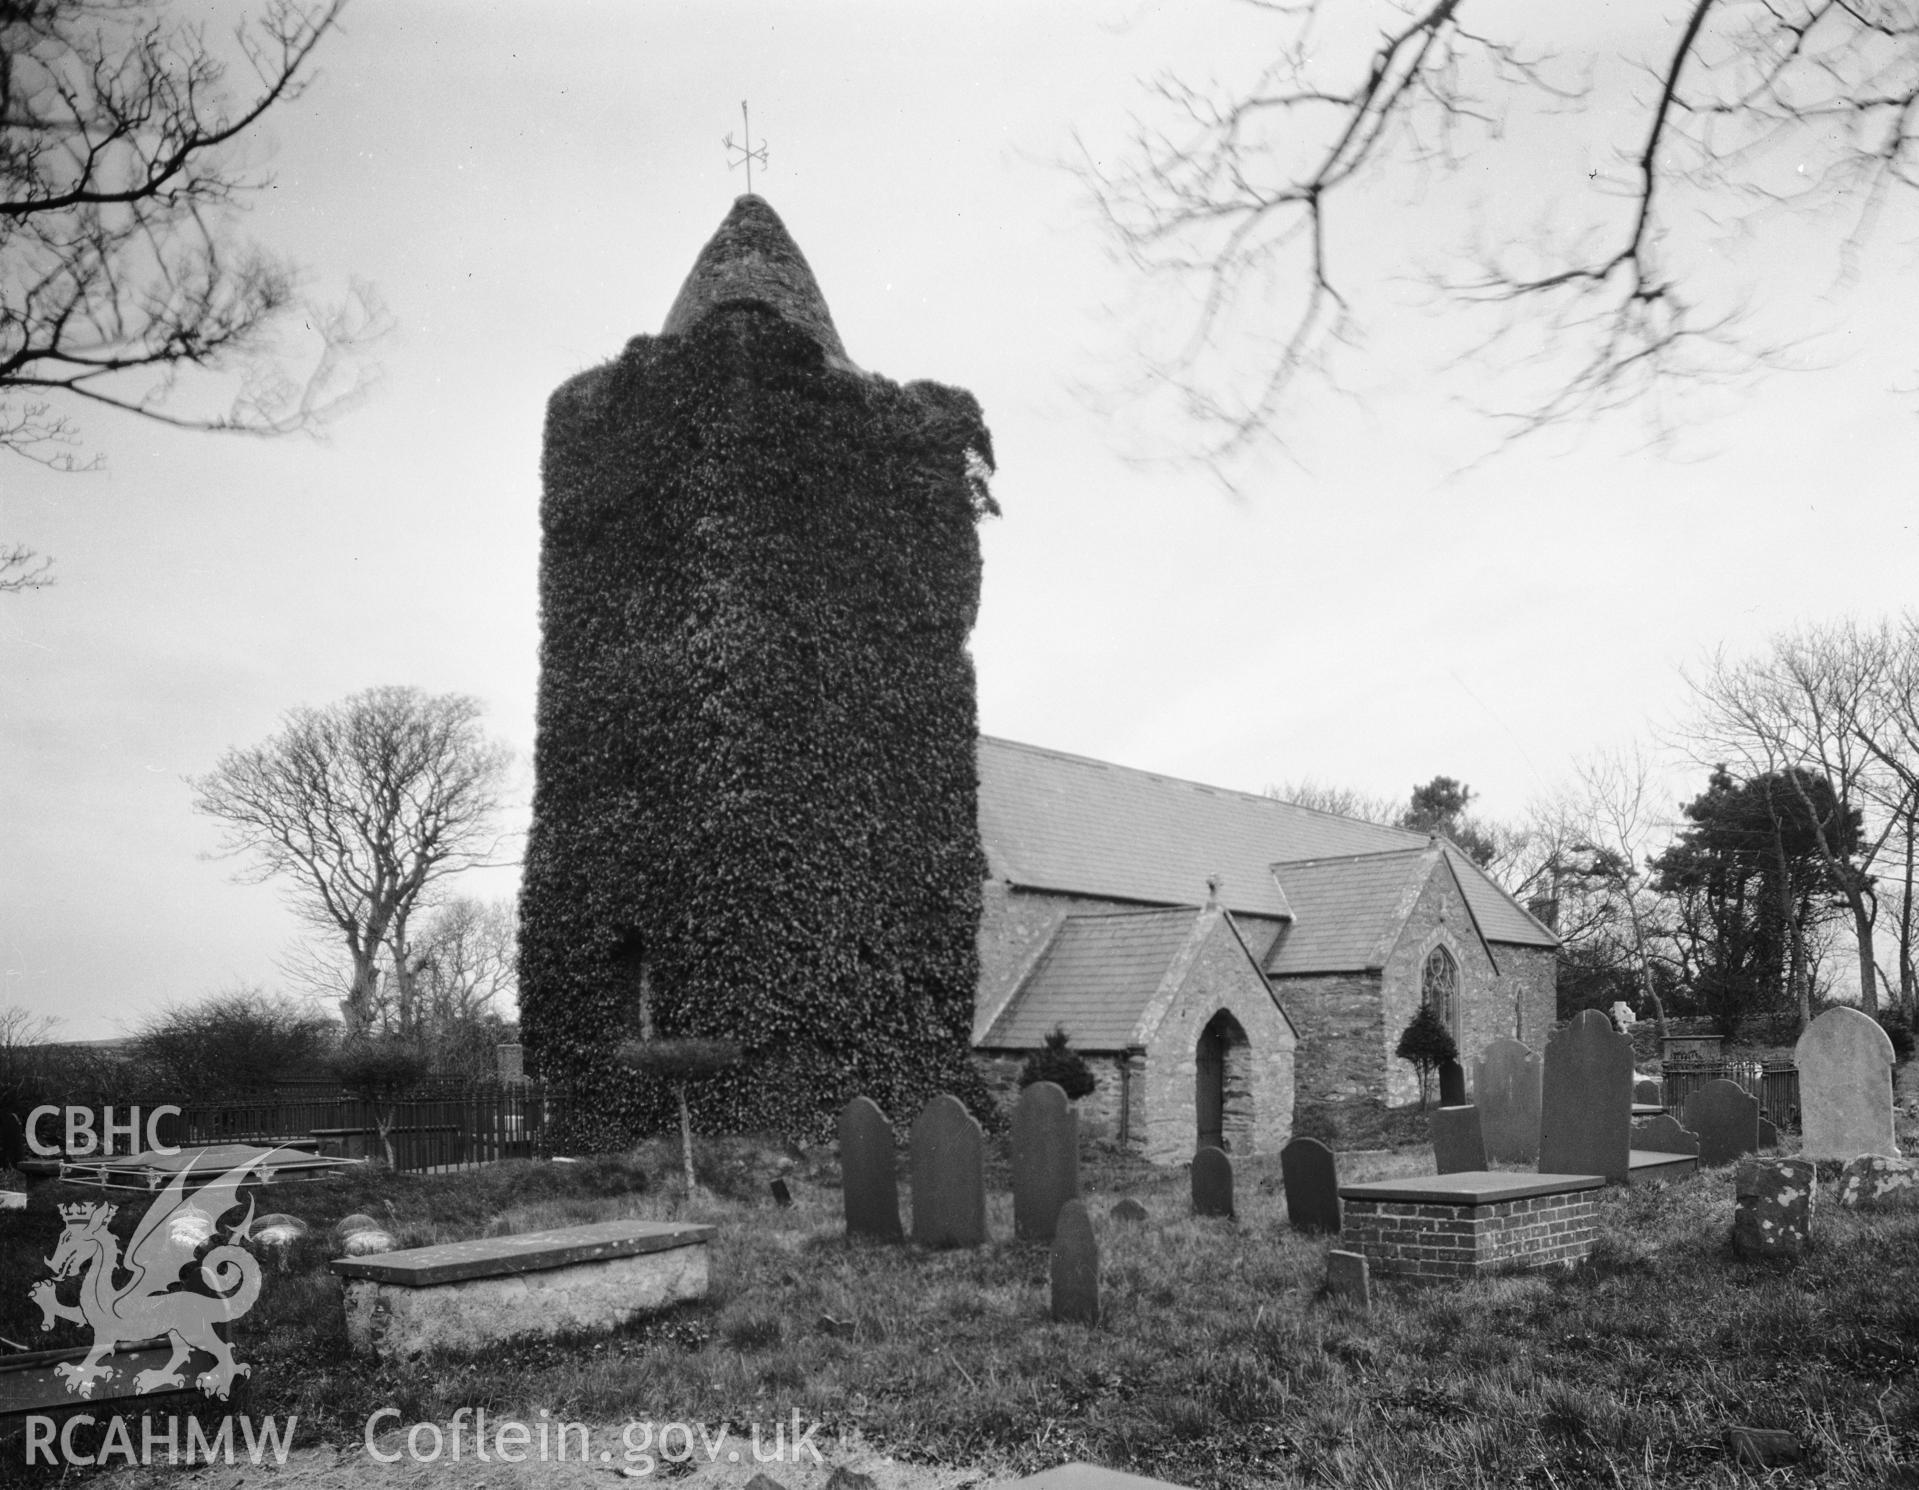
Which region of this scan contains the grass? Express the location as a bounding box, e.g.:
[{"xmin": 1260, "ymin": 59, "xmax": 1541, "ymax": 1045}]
[{"xmin": 3, "ymin": 1130, "xmax": 1917, "ymax": 1489}]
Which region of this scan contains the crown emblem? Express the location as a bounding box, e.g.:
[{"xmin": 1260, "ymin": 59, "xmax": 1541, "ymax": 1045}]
[{"xmin": 59, "ymin": 1201, "xmax": 111, "ymax": 1224}]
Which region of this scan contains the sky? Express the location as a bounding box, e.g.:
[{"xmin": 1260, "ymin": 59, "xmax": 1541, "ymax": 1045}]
[{"xmin": 6, "ymin": 1, "xmax": 1919, "ymax": 1040}]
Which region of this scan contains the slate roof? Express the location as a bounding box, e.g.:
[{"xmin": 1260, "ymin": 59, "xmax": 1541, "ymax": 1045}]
[
  {"xmin": 981, "ymin": 908, "xmax": 1200, "ymax": 1050},
  {"xmin": 976, "ymin": 736, "xmax": 1556, "ymax": 949},
  {"xmin": 1258, "ymin": 850, "xmax": 1429, "ymax": 974}
]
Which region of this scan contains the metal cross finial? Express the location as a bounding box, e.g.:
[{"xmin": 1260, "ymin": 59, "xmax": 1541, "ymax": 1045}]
[{"xmin": 723, "ymin": 101, "xmax": 768, "ymax": 195}]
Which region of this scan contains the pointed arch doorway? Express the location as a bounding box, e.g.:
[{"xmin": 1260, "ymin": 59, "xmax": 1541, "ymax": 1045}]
[{"xmin": 1195, "ymin": 1010, "xmax": 1251, "ymax": 1152}]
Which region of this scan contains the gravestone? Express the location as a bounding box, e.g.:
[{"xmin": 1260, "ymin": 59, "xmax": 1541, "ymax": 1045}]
[
  {"xmin": 1538, "ymin": 1009, "xmax": 1633, "ymax": 1183},
  {"xmin": 1191, "ymin": 1145, "xmax": 1234, "ymax": 1219},
  {"xmin": 1110, "ymin": 1197, "xmax": 1149, "ymax": 1224},
  {"xmin": 1683, "ymin": 1079, "xmax": 1760, "ymax": 1167},
  {"xmin": 1732, "ymin": 1157, "xmax": 1814, "ymax": 1260},
  {"xmin": 1325, "ymin": 1249, "xmax": 1371, "ymax": 1311},
  {"xmin": 1438, "ymin": 1059, "xmax": 1467, "ymax": 1107},
  {"xmin": 1431, "ymin": 1104, "xmax": 1487, "ymax": 1175},
  {"xmin": 1474, "ymin": 1037, "xmax": 1542, "ymax": 1165},
  {"xmin": 1834, "ymin": 1154, "xmax": 1918, "ymax": 1207},
  {"xmin": 910, "ymin": 1094, "xmax": 987, "ymax": 1248},
  {"xmin": 768, "ymin": 1177, "xmax": 792, "ymax": 1208},
  {"xmin": 838, "ymin": 1097, "xmax": 903, "ymax": 1240},
  {"xmin": 1757, "ymin": 1116, "xmax": 1779, "ymax": 1150},
  {"xmin": 1630, "ymin": 1114, "xmax": 1699, "ymax": 1158},
  {"xmin": 1012, "ymin": 1080, "xmax": 1080, "ymax": 1242},
  {"xmin": 1796, "ymin": 1007, "xmax": 1898, "ymax": 1160},
  {"xmin": 1633, "ymin": 1077, "xmax": 1662, "ymax": 1105},
  {"xmin": 1280, "ymin": 1136, "xmax": 1340, "ymax": 1233},
  {"xmin": 1049, "ymin": 1198, "xmax": 1099, "ymax": 1324}
]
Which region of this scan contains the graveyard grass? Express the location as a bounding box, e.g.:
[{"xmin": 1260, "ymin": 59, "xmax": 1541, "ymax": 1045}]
[{"xmin": 4, "ymin": 1121, "xmax": 1918, "ymax": 1489}]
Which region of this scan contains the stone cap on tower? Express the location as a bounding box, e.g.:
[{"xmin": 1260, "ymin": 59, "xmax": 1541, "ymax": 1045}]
[{"xmin": 660, "ymin": 195, "xmax": 859, "ymax": 372}]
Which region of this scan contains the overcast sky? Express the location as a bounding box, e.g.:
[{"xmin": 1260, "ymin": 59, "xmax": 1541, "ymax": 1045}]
[{"xmin": 6, "ymin": 1, "xmax": 1919, "ymax": 1040}]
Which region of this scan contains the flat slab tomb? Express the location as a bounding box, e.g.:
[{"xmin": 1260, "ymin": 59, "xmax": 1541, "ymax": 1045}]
[
  {"xmin": 330, "ymin": 1219, "xmax": 713, "ymax": 1359},
  {"xmin": 1338, "ymin": 1172, "xmax": 1603, "ymax": 1280}
]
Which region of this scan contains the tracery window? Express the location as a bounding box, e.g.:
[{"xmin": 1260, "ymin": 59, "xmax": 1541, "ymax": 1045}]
[{"xmin": 1422, "ymin": 945, "xmax": 1459, "ymax": 1036}]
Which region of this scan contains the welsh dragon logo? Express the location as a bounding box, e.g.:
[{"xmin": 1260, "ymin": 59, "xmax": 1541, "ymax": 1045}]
[{"xmin": 28, "ymin": 1150, "xmax": 282, "ymax": 1400}]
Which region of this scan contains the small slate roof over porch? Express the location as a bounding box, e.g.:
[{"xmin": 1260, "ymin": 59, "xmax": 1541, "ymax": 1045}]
[{"xmin": 980, "ymin": 907, "xmax": 1200, "ymax": 1051}]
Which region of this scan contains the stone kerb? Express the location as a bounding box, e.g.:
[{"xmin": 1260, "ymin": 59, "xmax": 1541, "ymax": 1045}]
[
  {"xmin": 910, "ymin": 1094, "xmax": 988, "ymax": 1249},
  {"xmin": 1474, "ymin": 1037, "xmax": 1541, "ymax": 1165},
  {"xmin": 1539, "ymin": 1010, "xmax": 1633, "ymax": 1183},
  {"xmin": 839, "ymin": 1096, "xmax": 902, "ymax": 1240},
  {"xmin": 1012, "ymin": 1080, "xmax": 1080, "ymax": 1242},
  {"xmin": 1795, "ymin": 1007, "xmax": 1898, "ymax": 1161},
  {"xmin": 1683, "ymin": 1079, "xmax": 1761, "ymax": 1167}
]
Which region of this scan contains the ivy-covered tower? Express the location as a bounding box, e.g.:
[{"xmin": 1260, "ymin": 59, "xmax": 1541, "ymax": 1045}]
[{"xmin": 519, "ymin": 197, "xmax": 996, "ymax": 1146}]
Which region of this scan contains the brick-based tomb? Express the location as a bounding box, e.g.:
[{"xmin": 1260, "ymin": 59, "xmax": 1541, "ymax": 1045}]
[{"xmin": 1338, "ymin": 1171, "xmax": 1603, "ymax": 1280}]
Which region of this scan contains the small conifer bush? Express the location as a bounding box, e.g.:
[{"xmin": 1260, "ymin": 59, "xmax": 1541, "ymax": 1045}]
[
  {"xmin": 1018, "ymin": 1025, "xmax": 1097, "ymax": 1100},
  {"xmin": 1395, "ymin": 1003, "xmax": 1459, "ymax": 1109}
]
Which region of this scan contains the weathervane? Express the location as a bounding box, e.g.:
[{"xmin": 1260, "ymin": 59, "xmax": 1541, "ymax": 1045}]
[{"xmin": 723, "ymin": 101, "xmax": 768, "ymax": 194}]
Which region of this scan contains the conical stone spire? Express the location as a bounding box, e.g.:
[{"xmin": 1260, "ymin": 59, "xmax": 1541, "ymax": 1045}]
[{"xmin": 660, "ymin": 195, "xmax": 857, "ymax": 371}]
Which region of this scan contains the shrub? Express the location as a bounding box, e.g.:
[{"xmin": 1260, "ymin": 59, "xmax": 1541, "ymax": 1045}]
[
  {"xmin": 1018, "ymin": 1026, "xmax": 1097, "ymax": 1100},
  {"xmin": 1394, "ymin": 1003, "xmax": 1458, "ymax": 1109}
]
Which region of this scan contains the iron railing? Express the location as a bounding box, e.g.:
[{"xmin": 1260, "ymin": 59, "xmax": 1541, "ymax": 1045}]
[
  {"xmin": 1660, "ymin": 1059, "xmax": 1800, "ymax": 1132},
  {"xmin": 127, "ymin": 1082, "xmax": 571, "ymax": 1174}
]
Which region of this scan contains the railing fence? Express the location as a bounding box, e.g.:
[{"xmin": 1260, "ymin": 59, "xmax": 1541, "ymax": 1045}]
[{"xmin": 1659, "ymin": 1059, "xmax": 1800, "ymax": 1132}]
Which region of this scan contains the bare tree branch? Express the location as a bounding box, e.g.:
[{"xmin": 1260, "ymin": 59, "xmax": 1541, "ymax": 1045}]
[{"xmin": 1086, "ymin": 0, "xmax": 1919, "ymax": 463}]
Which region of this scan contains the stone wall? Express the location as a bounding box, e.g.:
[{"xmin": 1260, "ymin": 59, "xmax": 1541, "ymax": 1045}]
[
  {"xmin": 970, "ymin": 1050, "xmax": 1138, "ymax": 1144},
  {"xmin": 1378, "ymin": 865, "xmax": 1503, "ymax": 1108},
  {"xmin": 1130, "ymin": 908, "xmax": 1296, "ymax": 1164},
  {"xmin": 1273, "ymin": 971, "xmax": 1385, "ymax": 1106}
]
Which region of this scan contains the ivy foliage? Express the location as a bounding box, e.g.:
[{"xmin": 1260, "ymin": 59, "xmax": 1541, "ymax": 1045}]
[{"xmin": 520, "ymin": 242, "xmax": 995, "ymax": 1147}]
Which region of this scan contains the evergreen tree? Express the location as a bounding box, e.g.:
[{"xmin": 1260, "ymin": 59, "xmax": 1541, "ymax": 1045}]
[
  {"xmin": 1018, "ymin": 1026, "xmax": 1097, "ymax": 1100},
  {"xmin": 1395, "ymin": 1004, "xmax": 1458, "ymax": 1110}
]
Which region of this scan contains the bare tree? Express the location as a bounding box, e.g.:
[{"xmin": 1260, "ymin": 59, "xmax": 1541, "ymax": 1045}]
[
  {"xmin": 1527, "ymin": 746, "xmax": 1681, "ymax": 1041},
  {"xmin": 1264, "ymin": 776, "xmax": 1404, "ymax": 824},
  {"xmin": 1085, "ymin": 3, "xmax": 1919, "ymax": 461},
  {"xmin": 3, "ymin": 0, "xmax": 383, "ymax": 578},
  {"xmin": 1685, "ymin": 620, "xmax": 1906, "ymax": 1012},
  {"xmin": 191, "ymin": 686, "xmax": 513, "ymax": 1036}
]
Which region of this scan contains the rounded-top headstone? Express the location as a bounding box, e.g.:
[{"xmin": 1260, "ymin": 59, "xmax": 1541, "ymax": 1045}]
[
  {"xmin": 1191, "ymin": 1144, "xmax": 1234, "ymax": 1219},
  {"xmin": 1795, "ymin": 1006, "xmax": 1898, "ymax": 1161},
  {"xmin": 838, "ymin": 1096, "xmax": 902, "ymax": 1240},
  {"xmin": 909, "ymin": 1094, "xmax": 987, "ymax": 1249},
  {"xmin": 1280, "ymin": 1135, "xmax": 1340, "ymax": 1233},
  {"xmin": 1539, "ymin": 1009, "xmax": 1633, "ymax": 1183},
  {"xmin": 1683, "ymin": 1078, "xmax": 1761, "ymax": 1167},
  {"xmin": 1011, "ymin": 1080, "xmax": 1080, "ymax": 1242},
  {"xmin": 1474, "ymin": 1037, "xmax": 1542, "ymax": 1165}
]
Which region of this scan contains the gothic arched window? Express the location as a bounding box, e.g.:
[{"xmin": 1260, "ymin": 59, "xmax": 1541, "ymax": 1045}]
[{"xmin": 1422, "ymin": 945, "xmax": 1460, "ymax": 1036}]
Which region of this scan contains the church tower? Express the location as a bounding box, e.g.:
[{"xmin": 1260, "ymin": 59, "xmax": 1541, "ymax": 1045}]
[{"xmin": 519, "ymin": 197, "xmax": 996, "ymax": 1143}]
